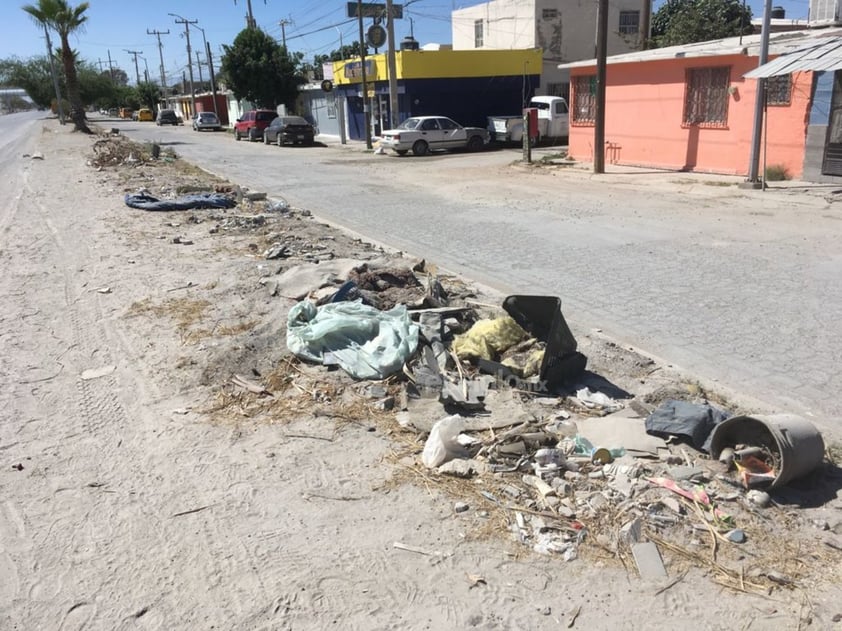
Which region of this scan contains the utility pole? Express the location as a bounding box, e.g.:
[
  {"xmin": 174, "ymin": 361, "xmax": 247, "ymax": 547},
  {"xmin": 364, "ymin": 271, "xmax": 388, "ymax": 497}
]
[
  {"xmin": 125, "ymin": 49, "xmax": 142, "ymax": 85},
  {"xmin": 744, "ymin": 0, "xmax": 773, "ymax": 188},
  {"xmin": 279, "ymin": 19, "xmax": 291, "ymax": 48},
  {"xmin": 641, "ymin": 0, "xmax": 652, "ymax": 50},
  {"xmin": 169, "ymin": 13, "xmax": 198, "ymax": 115},
  {"xmin": 193, "ymin": 24, "xmax": 208, "ymax": 90},
  {"xmin": 593, "ymin": 0, "xmax": 608, "ymax": 174},
  {"xmin": 385, "ymin": 0, "xmax": 399, "ymax": 129},
  {"xmin": 195, "ymin": 50, "xmax": 204, "ymax": 86},
  {"xmin": 206, "ymin": 41, "xmax": 219, "ymax": 117},
  {"xmin": 42, "ymin": 24, "xmax": 65, "ymax": 124},
  {"xmin": 357, "ymin": 0, "xmax": 372, "ymax": 149},
  {"xmin": 147, "ymin": 28, "xmax": 169, "ymax": 87},
  {"xmin": 235, "ymin": 0, "xmax": 266, "ymax": 29},
  {"xmin": 140, "ymin": 56, "xmax": 150, "ymax": 83},
  {"xmin": 107, "ymin": 49, "xmax": 115, "ymax": 82}
]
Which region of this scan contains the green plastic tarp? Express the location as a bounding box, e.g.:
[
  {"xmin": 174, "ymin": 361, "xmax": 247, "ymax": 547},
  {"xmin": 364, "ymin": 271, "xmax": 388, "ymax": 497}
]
[{"xmin": 286, "ymin": 299, "xmax": 419, "ymax": 380}]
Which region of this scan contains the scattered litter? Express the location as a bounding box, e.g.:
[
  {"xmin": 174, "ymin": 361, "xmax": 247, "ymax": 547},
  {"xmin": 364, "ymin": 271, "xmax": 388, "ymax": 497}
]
[
  {"xmin": 393, "ymin": 541, "xmax": 438, "ymax": 556},
  {"xmin": 80, "ymin": 365, "xmax": 116, "ymax": 381},
  {"xmin": 466, "ymin": 573, "xmax": 486, "ymax": 588},
  {"xmin": 644, "ymin": 399, "xmax": 731, "ymax": 451},
  {"xmin": 124, "ymin": 192, "xmax": 236, "ymax": 211},
  {"xmin": 422, "ymin": 415, "xmax": 466, "ymax": 468}
]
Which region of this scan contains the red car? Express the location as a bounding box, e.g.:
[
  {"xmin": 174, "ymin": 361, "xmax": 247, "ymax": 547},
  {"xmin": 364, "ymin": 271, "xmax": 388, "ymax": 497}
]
[{"xmin": 233, "ymin": 109, "xmax": 277, "ymax": 141}]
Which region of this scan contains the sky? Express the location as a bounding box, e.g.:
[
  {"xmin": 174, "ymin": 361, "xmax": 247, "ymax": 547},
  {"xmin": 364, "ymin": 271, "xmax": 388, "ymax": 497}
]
[{"xmin": 1, "ymin": 0, "xmax": 813, "ymax": 85}]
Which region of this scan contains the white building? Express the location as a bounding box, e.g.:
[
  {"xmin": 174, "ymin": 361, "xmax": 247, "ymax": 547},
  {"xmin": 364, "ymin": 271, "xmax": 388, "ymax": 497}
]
[{"xmin": 451, "ymin": 0, "xmax": 651, "ymax": 97}]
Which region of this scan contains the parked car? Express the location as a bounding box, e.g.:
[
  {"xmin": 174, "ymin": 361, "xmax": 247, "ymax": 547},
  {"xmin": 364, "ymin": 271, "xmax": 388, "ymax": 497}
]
[
  {"xmin": 119, "ymin": 107, "xmax": 134, "ymax": 120},
  {"xmin": 193, "ymin": 111, "xmax": 222, "ymax": 131},
  {"xmin": 380, "ymin": 116, "xmax": 490, "ymax": 156},
  {"xmin": 156, "ymin": 109, "xmax": 181, "ymax": 126},
  {"xmin": 107, "ymin": 107, "xmax": 118, "ymax": 117},
  {"xmin": 233, "ymin": 109, "xmax": 277, "ymax": 141},
  {"xmin": 263, "ymin": 115, "xmax": 316, "ymax": 146},
  {"xmin": 137, "ymin": 108, "xmax": 154, "ymax": 122}
]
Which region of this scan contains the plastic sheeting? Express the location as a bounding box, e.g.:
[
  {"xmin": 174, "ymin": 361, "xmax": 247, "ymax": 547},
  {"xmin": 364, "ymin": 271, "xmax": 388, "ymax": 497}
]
[
  {"xmin": 124, "ymin": 192, "xmax": 237, "ymax": 211},
  {"xmin": 286, "ymin": 299, "xmax": 419, "ymax": 380},
  {"xmin": 452, "ymin": 316, "xmax": 527, "ymax": 361}
]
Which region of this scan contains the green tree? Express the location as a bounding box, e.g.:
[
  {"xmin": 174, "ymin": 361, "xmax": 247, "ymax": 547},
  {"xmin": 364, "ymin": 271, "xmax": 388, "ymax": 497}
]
[
  {"xmin": 134, "ymin": 80, "xmax": 160, "ymax": 111},
  {"xmin": 0, "ymin": 56, "xmax": 54, "ymax": 108},
  {"xmin": 651, "ymin": 0, "xmax": 753, "ymax": 48},
  {"xmin": 220, "ymin": 27, "xmax": 305, "ymax": 109},
  {"xmin": 22, "ymin": 0, "xmax": 91, "ymax": 133},
  {"xmin": 77, "ymin": 60, "xmax": 117, "ymax": 106}
]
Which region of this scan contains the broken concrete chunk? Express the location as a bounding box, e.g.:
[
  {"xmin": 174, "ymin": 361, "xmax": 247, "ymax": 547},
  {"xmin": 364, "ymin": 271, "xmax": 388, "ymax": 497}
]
[
  {"xmin": 631, "ymin": 541, "xmax": 668, "ymax": 579},
  {"xmin": 619, "ymin": 518, "xmax": 643, "ymax": 544},
  {"xmin": 438, "ymin": 458, "xmax": 479, "ymax": 478}
]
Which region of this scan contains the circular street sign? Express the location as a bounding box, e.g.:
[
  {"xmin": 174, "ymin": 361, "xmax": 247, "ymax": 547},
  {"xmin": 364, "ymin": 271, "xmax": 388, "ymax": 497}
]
[{"xmin": 367, "ymin": 24, "xmax": 387, "ymax": 49}]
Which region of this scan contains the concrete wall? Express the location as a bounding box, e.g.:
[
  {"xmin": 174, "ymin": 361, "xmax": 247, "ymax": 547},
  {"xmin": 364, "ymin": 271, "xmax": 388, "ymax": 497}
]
[
  {"xmin": 568, "ymin": 58, "xmax": 811, "ymax": 177},
  {"xmin": 452, "ymin": 0, "xmax": 644, "ymax": 93}
]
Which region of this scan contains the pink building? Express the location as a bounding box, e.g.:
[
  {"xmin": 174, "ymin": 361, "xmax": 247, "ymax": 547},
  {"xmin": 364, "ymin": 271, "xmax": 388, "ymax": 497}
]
[{"xmin": 562, "ymin": 28, "xmax": 842, "ymax": 181}]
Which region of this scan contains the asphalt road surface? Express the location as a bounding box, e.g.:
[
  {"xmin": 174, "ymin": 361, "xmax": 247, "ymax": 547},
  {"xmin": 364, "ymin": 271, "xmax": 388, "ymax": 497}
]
[{"xmin": 73, "ymin": 116, "xmax": 842, "ymax": 434}]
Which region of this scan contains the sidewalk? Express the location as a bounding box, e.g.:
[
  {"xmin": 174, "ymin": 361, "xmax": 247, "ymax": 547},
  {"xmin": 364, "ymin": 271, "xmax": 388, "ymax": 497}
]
[{"xmin": 317, "ymin": 133, "xmax": 842, "ymax": 207}]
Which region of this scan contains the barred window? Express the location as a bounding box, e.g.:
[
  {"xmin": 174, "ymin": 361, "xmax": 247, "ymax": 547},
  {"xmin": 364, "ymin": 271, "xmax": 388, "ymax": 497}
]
[
  {"xmin": 573, "ymin": 75, "xmax": 596, "ymax": 124},
  {"xmin": 543, "ymin": 8, "xmax": 558, "ymax": 19},
  {"xmin": 474, "ymin": 19, "xmax": 483, "ymax": 48},
  {"xmin": 683, "ymin": 67, "xmax": 730, "ymax": 126},
  {"xmin": 766, "ymin": 74, "xmax": 792, "ymax": 106},
  {"xmin": 619, "ymin": 10, "xmax": 640, "ymax": 34}
]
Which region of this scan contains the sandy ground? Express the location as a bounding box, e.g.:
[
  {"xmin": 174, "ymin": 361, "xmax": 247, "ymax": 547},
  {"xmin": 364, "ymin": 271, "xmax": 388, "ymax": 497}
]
[{"xmin": 1, "ymin": 120, "xmax": 841, "ymax": 630}]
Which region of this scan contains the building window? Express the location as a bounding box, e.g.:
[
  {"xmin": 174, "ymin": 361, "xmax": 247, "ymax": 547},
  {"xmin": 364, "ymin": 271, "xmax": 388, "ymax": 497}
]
[
  {"xmin": 619, "ymin": 10, "xmax": 640, "ymax": 34},
  {"xmin": 573, "ymin": 75, "xmax": 596, "ymax": 124},
  {"xmin": 542, "ymin": 8, "xmax": 558, "ymax": 19},
  {"xmin": 766, "ymin": 74, "xmax": 792, "ymax": 106},
  {"xmin": 683, "ymin": 66, "xmax": 730, "ymax": 127},
  {"xmin": 474, "ymin": 20, "xmax": 483, "ymax": 48}
]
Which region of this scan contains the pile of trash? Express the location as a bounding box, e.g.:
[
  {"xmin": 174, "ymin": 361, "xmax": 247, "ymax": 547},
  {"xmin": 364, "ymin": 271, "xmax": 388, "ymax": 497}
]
[
  {"xmin": 128, "ymin": 176, "xmax": 834, "ymax": 592},
  {"xmin": 251, "ymin": 254, "xmax": 836, "ymax": 591}
]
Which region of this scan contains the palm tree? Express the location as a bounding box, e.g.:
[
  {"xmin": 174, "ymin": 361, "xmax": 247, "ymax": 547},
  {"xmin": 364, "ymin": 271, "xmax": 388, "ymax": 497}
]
[{"xmin": 22, "ymin": 0, "xmax": 91, "ymax": 133}]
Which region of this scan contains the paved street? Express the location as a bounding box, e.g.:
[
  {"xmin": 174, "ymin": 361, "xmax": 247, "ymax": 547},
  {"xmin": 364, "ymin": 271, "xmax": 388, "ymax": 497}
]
[{"xmin": 108, "ymin": 117, "xmax": 842, "ymax": 435}]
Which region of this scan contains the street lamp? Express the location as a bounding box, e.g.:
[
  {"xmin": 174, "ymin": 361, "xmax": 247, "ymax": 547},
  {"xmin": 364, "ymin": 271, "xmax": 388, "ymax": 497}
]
[{"xmin": 168, "ymin": 12, "xmax": 197, "ymax": 115}]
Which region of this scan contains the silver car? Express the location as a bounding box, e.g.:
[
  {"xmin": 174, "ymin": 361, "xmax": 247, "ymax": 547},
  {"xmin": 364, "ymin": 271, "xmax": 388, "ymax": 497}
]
[
  {"xmin": 192, "ymin": 111, "xmax": 222, "ymax": 132},
  {"xmin": 380, "ymin": 116, "xmax": 490, "ymax": 156}
]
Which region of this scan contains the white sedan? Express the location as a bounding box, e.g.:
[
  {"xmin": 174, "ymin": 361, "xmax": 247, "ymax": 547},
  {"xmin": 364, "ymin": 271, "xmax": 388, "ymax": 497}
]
[{"xmin": 380, "ymin": 116, "xmax": 490, "ymax": 156}]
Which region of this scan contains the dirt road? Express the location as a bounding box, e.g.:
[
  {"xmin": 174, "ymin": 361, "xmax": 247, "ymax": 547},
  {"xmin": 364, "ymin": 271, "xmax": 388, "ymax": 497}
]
[{"xmin": 1, "ymin": 118, "xmax": 840, "ymax": 630}]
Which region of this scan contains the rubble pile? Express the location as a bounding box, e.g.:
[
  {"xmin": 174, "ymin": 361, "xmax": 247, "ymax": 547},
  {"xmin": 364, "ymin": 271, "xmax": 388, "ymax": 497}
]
[{"xmin": 100, "ymin": 134, "xmax": 841, "ymax": 594}]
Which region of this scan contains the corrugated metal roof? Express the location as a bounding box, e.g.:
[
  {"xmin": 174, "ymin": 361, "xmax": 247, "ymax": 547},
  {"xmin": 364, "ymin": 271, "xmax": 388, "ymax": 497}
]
[
  {"xmin": 744, "ymin": 36, "xmax": 842, "ymax": 77},
  {"xmin": 558, "ymin": 27, "xmax": 842, "ymax": 70}
]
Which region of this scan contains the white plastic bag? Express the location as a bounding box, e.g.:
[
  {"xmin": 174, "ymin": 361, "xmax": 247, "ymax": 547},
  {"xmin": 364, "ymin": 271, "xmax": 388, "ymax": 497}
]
[{"xmin": 422, "ymin": 415, "xmax": 466, "ymax": 468}]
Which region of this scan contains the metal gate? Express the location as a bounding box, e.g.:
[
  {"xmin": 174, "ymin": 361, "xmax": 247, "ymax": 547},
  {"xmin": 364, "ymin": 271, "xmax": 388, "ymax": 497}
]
[{"xmin": 822, "ymin": 70, "xmax": 842, "ymax": 176}]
